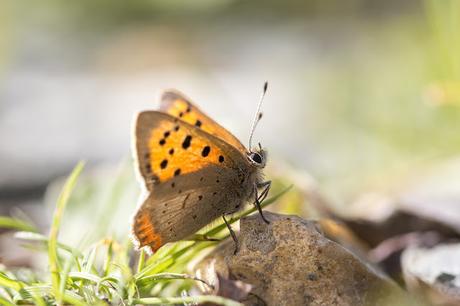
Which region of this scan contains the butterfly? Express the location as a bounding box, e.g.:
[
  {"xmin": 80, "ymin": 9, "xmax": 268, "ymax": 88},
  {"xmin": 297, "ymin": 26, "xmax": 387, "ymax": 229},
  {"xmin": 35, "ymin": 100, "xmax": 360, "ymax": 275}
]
[{"xmin": 132, "ymin": 83, "xmax": 271, "ymax": 254}]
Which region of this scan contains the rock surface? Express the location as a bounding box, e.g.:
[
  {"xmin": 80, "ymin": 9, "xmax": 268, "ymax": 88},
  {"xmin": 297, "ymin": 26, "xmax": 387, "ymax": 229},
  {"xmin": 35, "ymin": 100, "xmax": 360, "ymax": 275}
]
[{"xmin": 195, "ymin": 212, "xmax": 418, "ymax": 306}]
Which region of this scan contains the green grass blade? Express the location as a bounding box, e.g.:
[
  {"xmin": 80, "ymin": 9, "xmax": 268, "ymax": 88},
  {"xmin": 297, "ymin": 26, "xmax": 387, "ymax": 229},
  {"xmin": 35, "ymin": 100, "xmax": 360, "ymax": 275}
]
[
  {"xmin": 0, "ymin": 216, "xmax": 37, "ymax": 232},
  {"xmin": 83, "ymin": 245, "xmax": 97, "ymax": 274},
  {"xmin": 133, "ymin": 295, "xmax": 243, "ymax": 306},
  {"xmin": 0, "ymin": 271, "xmax": 24, "ymax": 291},
  {"xmin": 68, "ymin": 271, "xmax": 103, "ymax": 284},
  {"xmin": 103, "ymin": 240, "xmax": 113, "ymax": 277},
  {"xmin": 30, "ymin": 294, "xmax": 47, "ymax": 306},
  {"xmin": 65, "ymin": 272, "xmax": 119, "ymax": 298},
  {"xmin": 186, "ymin": 234, "xmax": 221, "ymax": 242},
  {"xmin": 13, "ymin": 285, "xmax": 85, "ymax": 303},
  {"xmin": 48, "ymin": 161, "xmax": 85, "ymax": 303},
  {"xmin": 61, "ymin": 293, "xmax": 88, "ymax": 306},
  {"xmin": 136, "ymin": 251, "xmax": 182, "ymax": 279},
  {"xmin": 20, "ymin": 285, "xmax": 53, "ymax": 296},
  {"xmin": 135, "ymin": 272, "xmax": 210, "ymax": 288},
  {"xmin": 0, "ymin": 297, "xmax": 16, "ymax": 306},
  {"xmin": 15, "ymin": 231, "xmax": 83, "ymax": 257},
  {"xmin": 96, "ymin": 275, "xmax": 122, "ymax": 299},
  {"xmin": 59, "ymin": 252, "xmax": 77, "ymax": 299},
  {"xmin": 136, "ymin": 249, "xmax": 145, "ymax": 274}
]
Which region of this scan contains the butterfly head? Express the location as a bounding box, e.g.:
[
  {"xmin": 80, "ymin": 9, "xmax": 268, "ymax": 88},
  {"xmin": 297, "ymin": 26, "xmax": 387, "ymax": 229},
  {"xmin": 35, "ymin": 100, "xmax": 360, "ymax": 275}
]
[{"xmin": 247, "ymin": 144, "xmax": 267, "ymax": 168}]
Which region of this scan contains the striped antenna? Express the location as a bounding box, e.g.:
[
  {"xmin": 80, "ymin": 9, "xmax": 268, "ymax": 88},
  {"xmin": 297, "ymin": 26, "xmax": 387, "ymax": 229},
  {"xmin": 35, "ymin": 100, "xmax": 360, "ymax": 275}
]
[{"xmin": 248, "ymin": 81, "xmax": 268, "ymax": 151}]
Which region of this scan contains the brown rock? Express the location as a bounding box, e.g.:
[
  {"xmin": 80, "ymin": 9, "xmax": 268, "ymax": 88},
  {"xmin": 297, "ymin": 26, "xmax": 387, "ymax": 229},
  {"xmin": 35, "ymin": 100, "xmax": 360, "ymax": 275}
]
[{"xmin": 195, "ymin": 212, "xmax": 419, "ymax": 306}]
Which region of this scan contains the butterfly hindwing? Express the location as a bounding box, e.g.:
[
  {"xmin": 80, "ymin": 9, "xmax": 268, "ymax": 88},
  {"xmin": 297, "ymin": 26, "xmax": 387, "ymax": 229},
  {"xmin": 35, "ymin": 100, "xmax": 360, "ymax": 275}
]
[
  {"xmin": 160, "ymin": 90, "xmax": 247, "ymax": 153},
  {"xmin": 135, "ymin": 111, "xmax": 249, "ymax": 191},
  {"xmin": 133, "ymin": 164, "xmax": 245, "ymax": 252}
]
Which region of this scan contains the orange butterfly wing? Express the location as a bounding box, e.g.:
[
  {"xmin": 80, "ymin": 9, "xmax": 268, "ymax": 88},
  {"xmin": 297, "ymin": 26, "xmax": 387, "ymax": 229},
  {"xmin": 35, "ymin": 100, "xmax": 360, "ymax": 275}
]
[
  {"xmin": 159, "ymin": 90, "xmax": 248, "ymax": 153},
  {"xmin": 135, "ymin": 111, "xmax": 247, "ymax": 189},
  {"xmin": 133, "ymin": 111, "xmax": 252, "ymax": 252}
]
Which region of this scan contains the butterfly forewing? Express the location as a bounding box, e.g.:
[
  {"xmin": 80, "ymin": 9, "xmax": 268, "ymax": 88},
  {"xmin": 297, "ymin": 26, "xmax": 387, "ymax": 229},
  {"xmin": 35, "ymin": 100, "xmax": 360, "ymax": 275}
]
[
  {"xmin": 135, "ymin": 111, "xmax": 248, "ymax": 191},
  {"xmin": 160, "ymin": 90, "xmax": 247, "ymax": 153}
]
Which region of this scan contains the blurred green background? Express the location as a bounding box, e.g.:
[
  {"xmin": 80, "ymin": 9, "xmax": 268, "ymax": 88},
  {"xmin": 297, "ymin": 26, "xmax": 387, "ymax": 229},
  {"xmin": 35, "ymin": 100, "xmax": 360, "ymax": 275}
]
[{"xmin": 1, "ymin": 0, "xmax": 460, "ymax": 243}]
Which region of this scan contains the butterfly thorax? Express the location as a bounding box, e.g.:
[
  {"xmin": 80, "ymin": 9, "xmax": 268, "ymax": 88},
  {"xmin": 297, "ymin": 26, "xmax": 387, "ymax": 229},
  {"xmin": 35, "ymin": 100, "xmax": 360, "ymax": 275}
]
[
  {"xmin": 233, "ymin": 165, "xmax": 263, "ymax": 209},
  {"xmin": 229, "ymin": 149, "xmax": 267, "ymax": 212}
]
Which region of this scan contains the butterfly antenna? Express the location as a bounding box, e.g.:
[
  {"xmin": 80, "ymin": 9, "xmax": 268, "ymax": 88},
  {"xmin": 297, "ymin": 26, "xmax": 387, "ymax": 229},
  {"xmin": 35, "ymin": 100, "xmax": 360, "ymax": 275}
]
[{"xmin": 248, "ymin": 81, "xmax": 268, "ymax": 151}]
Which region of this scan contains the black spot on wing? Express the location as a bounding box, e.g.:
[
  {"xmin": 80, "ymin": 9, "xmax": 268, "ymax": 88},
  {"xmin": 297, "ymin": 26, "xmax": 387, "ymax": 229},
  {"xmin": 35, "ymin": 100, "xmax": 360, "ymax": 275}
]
[
  {"xmin": 202, "ymin": 146, "xmax": 210, "ymax": 157},
  {"xmin": 160, "ymin": 159, "xmax": 168, "ymax": 169},
  {"xmin": 195, "ymin": 120, "xmax": 202, "ymax": 127},
  {"xmin": 218, "ymin": 155, "xmax": 225, "ymax": 163},
  {"xmin": 174, "ymin": 169, "xmax": 181, "ymax": 176},
  {"xmin": 182, "ymin": 135, "xmax": 192, "ymax": 149}
]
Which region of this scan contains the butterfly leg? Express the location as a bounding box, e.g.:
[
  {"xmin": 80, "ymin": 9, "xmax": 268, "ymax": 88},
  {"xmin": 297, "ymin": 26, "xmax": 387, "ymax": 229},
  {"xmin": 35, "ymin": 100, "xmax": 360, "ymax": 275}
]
[
  {"xmin": 254, "ymin": 180, "xmax": 271, "ymax": 224},
  {"xmin": 222, "ymin": 215, "xmax": 238, "ymax": 255},
  {"xmin": 257, "ymin": 180, "xmax": 271, "ymax": 203}
]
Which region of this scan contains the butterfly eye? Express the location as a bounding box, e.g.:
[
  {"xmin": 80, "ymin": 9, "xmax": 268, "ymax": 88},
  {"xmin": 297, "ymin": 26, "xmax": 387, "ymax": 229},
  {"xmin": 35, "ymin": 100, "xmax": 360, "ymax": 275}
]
[{"xmin": 250, "ymin": 152, "xmax": 263, "ymax": 164}]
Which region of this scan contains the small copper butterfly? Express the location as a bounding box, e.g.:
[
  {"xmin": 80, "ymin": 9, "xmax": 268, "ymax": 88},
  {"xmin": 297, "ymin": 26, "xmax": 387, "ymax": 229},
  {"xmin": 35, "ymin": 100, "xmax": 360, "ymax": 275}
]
[{"xmin": 132, "ymin": 83, "xmax": 270, "ymax": 253}]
